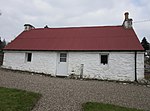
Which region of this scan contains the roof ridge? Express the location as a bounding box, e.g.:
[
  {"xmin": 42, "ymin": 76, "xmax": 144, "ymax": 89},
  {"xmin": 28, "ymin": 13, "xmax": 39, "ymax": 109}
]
[{"xmin": 32, "ymin": 25, "xmax": 122, "ymax": 30}]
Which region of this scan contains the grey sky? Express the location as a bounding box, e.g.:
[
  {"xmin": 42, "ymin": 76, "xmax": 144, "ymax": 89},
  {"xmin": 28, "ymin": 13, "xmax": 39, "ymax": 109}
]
[{"xmin": 0, "ymin": 0, "xmax": 150, "ymax": 42}]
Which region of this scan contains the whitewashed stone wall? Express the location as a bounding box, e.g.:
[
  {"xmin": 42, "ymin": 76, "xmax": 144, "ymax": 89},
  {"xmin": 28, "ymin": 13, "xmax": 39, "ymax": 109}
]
[
  {"xmin": 68, "ymin": 52, "xmax": 144, "ymax": 81},
  {"xmin": 3, "ymin": 51, "xmax": 144, "ymax": 81},
  {"xmin": 3, "ymin": 51, "xmax": 57, "ymax": 76},
  {"xmin": 137, "ymin": 53, "xmax": 144, "ymax": 80}
]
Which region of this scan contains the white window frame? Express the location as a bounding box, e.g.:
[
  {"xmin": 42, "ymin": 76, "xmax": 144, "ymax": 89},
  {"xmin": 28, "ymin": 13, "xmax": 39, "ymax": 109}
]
[{"xmin": 59, "ymin": 53, "xmax": 67, "ymax": 62}]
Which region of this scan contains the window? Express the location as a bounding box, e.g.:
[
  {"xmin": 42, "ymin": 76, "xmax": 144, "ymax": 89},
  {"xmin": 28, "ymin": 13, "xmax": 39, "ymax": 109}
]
[
  {"xmin": 26, "ymin": 53, "xmax": 32, "ymax": 62},
  {"xmin": 101, "ymin": 54, "xmax": 108, "ymax": 65},
  {"xmin": 60, "ymin": 53, "xmax": 67, "ymax": 62}
]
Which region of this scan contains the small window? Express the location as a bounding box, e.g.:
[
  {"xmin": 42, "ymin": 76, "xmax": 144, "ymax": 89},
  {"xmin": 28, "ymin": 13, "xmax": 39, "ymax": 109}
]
[
  {"xmin": 26, "ymin": 53, "xmax": 32, "ymax": 62},
  {"xmin": 60, "ymin": 53, "xmax": 67, "ymax": 62},
  {"xmin": 60, "ymin": 58, "xmax": 66, "ymax": 62},
  {"xmin": 101, "ymin": 55, "xmax": 108, "ymax": 65},
  {"xmin": 60, "ymin": 53, "xmax": 67, "ymax": 57}
]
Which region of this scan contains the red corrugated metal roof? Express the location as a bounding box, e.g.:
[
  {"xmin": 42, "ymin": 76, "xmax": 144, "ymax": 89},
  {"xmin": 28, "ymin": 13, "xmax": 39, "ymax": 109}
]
[{"xmin": 4, "ymin": 26, "xmax": 144, "ymax": 51}]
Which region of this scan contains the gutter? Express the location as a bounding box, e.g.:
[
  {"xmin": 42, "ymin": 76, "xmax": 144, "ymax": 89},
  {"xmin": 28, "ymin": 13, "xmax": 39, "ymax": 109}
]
[
  {"xmin": 135, "ymin": 51, "xmax": 137, "ymax": 82},
  {"xmin": 3, "ymin": 49, "xmax": 145, "ymax": 52}
]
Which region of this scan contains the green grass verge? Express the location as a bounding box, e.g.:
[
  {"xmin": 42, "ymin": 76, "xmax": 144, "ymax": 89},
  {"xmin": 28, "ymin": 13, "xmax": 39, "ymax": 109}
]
[
  {"xmin": 0, "ymin": 87, "xmax": 41, "ymax": 111},
  {"xmin": 82, "ymin": 102, "xmax": 144, "ymax": 111}
]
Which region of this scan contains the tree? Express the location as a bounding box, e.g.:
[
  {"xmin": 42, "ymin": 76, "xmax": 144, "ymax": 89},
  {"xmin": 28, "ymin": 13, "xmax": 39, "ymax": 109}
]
[
  {"xmin": 1, "ymin": 39, "xmax": 6, "ymax": 48},
  {"xmin": 141, "ymin": 37, "xmax": 149, "ymax": 50},
  {"xmin": 0, "ymin": 37, "xmax": 3, "ymax": 50},
  {"xmin": 0, "ymin": 37, "xmax": 6, "ymax": 50}
]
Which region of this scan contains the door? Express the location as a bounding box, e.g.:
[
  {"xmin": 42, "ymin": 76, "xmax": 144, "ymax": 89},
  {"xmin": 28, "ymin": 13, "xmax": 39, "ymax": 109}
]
[{"xmin": 56, "ymin": 53, "xmax": 68, "ymax": 76}]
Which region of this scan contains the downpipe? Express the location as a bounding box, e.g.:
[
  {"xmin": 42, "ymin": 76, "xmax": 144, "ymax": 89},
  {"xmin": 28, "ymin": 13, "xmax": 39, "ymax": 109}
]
[{"xmin": 135, "ymin": 51, "xmax": 137, "ymax": 82}]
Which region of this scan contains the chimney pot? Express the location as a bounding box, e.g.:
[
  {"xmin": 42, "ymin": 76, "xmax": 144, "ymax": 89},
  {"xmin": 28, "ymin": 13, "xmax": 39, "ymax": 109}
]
[
  {"xmin": 124, "ymin": 12, "xmax": 129, "ymax": 20},
  {"xmin": 24, "ymin": 24, "xmax": 35, "ymax": 31}
]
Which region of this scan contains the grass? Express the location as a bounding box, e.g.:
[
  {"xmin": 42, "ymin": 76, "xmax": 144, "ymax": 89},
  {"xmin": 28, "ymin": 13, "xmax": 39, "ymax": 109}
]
[
  {"xmin": 82, "ymin": 102, "xmax": 144, "ymax": 111},
  {"xmin": 0, "ymin": 87, "xmax": 41, "ymax": 111}
]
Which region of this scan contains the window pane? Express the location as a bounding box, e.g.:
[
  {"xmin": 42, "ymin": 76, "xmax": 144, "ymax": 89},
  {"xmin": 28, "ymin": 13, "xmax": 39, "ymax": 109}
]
[
  {"xmin": 101, "ymin": 55, "xmax": 108, "ymax": 65},
  {"xmin": 60, "ymin": 53, "xmax": 67, "ymax": 57},
  {"xmin": 60, "ymin": 58, "xmax": 66, "ymax": 62},
  {"xmin": 27, "ymin": 53, "xmax": 32, "ymax": 62}
]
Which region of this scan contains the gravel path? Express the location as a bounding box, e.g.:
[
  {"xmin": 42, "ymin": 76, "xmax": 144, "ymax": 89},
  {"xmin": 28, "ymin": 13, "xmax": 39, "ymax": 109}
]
[{"xmin": 0, "ymin": 69, "xmax": 150, "ymax": 111}]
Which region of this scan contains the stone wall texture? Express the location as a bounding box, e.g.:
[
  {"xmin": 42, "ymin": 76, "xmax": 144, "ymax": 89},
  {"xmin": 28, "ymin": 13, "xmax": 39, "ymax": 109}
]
[{"xmin": 3, "ymin": 51, "xmax": 144, "ymax": 81}]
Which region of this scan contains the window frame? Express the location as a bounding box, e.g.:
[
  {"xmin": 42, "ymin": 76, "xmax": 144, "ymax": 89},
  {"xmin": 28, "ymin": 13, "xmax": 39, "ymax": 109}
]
[
  {"xmin": 59, "ymin": 53, "xmax": 67, "ymax": 62},
  {"xmin": 100, "ymin": 54, "xmax": 109, "ymax": 65},
  {"xmin": 26, "ymin": 53, "xmax": 32, "ymax": 62}
]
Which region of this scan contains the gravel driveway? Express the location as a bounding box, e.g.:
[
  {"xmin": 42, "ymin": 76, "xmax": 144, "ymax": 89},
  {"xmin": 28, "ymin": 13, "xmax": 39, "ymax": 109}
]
[{"xmin": 0, "ymin": 68, "xmax": 150, "ymax": 111}]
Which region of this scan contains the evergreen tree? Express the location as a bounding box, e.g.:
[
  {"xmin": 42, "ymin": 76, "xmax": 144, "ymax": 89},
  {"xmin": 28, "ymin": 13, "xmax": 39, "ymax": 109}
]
[
  {"xmin": 0, "ymin": 37, "xmax": 6, "ymax": 50},
  {"xmin": 1, "ymin": 39, "xmax": 6, "ymax": 49},
  {"xmin": 0, "ymin": 37, "xmax": 3, "ymax": 50},
  {"xmin": 141, "ymin": 37, "xmax": 149, "ymax": 50}
]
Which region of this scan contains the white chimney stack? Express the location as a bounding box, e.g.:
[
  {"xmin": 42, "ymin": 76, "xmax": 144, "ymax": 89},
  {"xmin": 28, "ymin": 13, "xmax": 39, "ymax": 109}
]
[{"xmin": 123, "ymin": 12, "xmax": 133, "ymax": 29}]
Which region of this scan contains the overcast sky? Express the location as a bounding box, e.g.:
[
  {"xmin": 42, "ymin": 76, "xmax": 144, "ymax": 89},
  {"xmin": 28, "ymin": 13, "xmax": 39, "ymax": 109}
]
[{"xmin": 0, "ymin": 0, "xmax": 150, "ymax": 42}]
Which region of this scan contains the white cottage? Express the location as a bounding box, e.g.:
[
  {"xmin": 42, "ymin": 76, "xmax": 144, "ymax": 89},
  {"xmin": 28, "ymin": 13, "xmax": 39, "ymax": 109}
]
[{"xmin": 3, "ymin": 12, "xmax": 144, "ymax": 81}]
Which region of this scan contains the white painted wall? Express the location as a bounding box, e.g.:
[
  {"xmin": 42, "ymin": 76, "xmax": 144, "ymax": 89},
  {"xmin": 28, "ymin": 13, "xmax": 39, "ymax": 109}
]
[
  {"xmin": 3, "ymin": 51, "xmax": 144, "ymax": 81},
  {"xmin": 3, "ymin": 51, "xmax": 57, "ymax": 76},
  {"xmin": 68, "ymin": 52, "xmax": 144, "ymax": 81},
  {"xmin": 137, "ymin": 53, "xmax": 144, "ymax": 80}
]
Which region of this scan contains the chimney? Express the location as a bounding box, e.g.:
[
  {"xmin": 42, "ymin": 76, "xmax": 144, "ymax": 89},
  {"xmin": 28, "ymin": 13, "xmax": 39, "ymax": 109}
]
[
  {"xmin": 24, "ymin": 24, "xmax": 35, "ymax": 31},
  {"xmin": 123, "ymin": 12, "xmax": 133, "ymax": 29}
]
